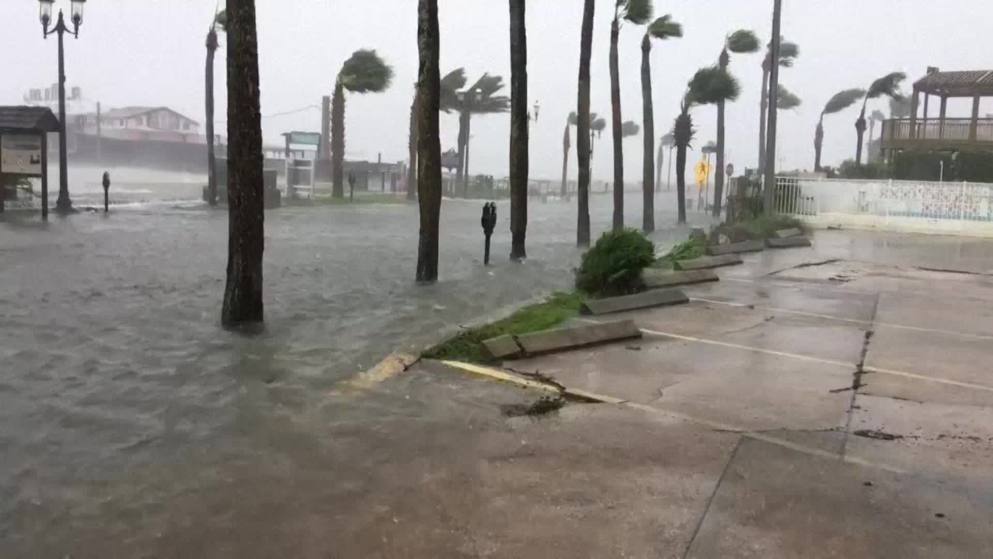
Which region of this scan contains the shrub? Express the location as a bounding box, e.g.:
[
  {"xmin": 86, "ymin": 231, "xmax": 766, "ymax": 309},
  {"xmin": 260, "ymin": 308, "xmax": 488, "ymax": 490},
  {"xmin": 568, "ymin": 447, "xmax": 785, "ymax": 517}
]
[
  {"xmin": 712, "ymin": 214, "xmax": 806, "ymax": 242},
  {"xmin": 576, "ymin": 229, "xmax": 655, "ymax": 296},
  {"xmin": 654, "ymin": 237, "xmax": 707, "ymax": 269}
]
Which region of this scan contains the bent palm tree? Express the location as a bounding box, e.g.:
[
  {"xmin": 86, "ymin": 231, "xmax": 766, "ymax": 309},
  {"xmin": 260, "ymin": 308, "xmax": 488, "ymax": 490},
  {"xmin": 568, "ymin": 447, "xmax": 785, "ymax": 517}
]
[
  {"xmin": 610, "ymin": 0, "xmax": 654, "ymax": 231},
  {"xmin": 416, "ymin": 0, "xmax": 442, "ymax": 282},
  {"xmin": 509, "ymin": 0, "xmax": 528, "ymax": 260},
  {"xmin": 660, "ymin": 132, "xmax": 675, "ymax": 192},
  {"xmin": 672, "ymin": 99, "xmax": 695, "ymax": 225},
  {"xmin": 713, "ymin": 29, "xmax": 759, "ymax": 217},
  {"xmin": 205, "ymin": 9, "xmax": 226, "ymax": 207},
  {"xmin": 332, "ymin": 50, "xmax": 394, "ymax": 198},
  {"xmin": 814, "ymin": 88, "xmax": 864, "ymax": 172},
  {"xmin": 855, "ymin": 72, "xmax": 906, "ymax": 167},
  {"xmin": 640, "ymin": 14, "xmax": 682, "ymax": 232},
  {"xmin": 561, "ymin": 112, "xmax": 578, "ymax": 197},
  {"xmin": 455, "ymin": 74, "xmax": 509, "ymax": 194},
  {"xmin": 221, "ymin": 0, "xmax": 264, "ymax": 327},
  {"xmin": 758, "ymin": 39, "xmax": 798, "ymax": 170},
  {"xmin": 688, "ymin": 66, "xmax": 740, "ymax": 215}
]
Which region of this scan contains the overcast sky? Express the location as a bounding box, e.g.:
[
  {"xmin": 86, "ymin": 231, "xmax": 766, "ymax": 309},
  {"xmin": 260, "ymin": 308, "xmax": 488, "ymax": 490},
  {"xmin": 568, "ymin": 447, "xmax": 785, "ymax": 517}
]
[{"xmin": 2, "ymin": 0, "xmax": 990, "ymax": 182}]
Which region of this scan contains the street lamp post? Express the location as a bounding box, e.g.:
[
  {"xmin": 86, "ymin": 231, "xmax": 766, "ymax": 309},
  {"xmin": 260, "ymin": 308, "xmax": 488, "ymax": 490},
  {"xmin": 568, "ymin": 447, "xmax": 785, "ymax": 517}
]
[{"xmin": 39, "ymin": 0, "xmax": 86, "ymax": 214}]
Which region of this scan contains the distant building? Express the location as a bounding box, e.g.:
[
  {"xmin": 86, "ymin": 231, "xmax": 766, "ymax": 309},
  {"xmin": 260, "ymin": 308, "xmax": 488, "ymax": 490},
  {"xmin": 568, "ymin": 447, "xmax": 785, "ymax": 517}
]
[{"xmin": 75, "ymin": 106, "xmax": 202, "ymax": 144}]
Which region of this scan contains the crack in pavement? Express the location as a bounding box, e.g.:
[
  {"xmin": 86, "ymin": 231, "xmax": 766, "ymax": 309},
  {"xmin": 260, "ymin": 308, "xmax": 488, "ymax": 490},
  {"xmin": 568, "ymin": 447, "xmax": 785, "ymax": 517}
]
[
  {"xmin": 766, "ymin": 258, "xmax": 842, "ymax": 277},
  {"xmin": 840, "ymin": 294, "xmax": 879, "ymax": 459}
]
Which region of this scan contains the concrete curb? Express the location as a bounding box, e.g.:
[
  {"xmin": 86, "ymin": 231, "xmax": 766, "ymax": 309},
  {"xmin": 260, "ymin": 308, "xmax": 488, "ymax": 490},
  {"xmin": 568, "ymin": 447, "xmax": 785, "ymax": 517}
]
[
  {"xmin": 676, "ymin": 254, "xmax": 744, "ymax": 271},
  {"xmin": 580, "ymin": 289, "xmax": 689, "ymax": 315}
]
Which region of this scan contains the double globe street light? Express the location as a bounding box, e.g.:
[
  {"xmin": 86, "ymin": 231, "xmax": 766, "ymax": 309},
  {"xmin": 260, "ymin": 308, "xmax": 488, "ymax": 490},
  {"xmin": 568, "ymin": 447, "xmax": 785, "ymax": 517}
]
[{"xmin": 39, "ymin": 0, "xmax": 86, "ymax": 213}]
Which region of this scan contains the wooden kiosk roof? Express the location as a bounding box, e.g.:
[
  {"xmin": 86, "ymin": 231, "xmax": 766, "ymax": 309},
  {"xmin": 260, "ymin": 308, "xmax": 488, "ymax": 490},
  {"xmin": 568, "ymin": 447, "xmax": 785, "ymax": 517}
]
[{"xmin": 914, "ymin": 70, "xmax": 993, "ymax": 98}]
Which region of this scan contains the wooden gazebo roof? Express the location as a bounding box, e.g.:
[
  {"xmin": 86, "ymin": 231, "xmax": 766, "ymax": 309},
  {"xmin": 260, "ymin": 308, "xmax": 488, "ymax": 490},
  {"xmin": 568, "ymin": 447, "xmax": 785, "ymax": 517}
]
[
  {"xmin": 914, "ymin": 70, "xmax": 993, "ymax": 98},
  {"xmin": 0, "ymin": 106, "xmax": 60, "ymax": 133}
]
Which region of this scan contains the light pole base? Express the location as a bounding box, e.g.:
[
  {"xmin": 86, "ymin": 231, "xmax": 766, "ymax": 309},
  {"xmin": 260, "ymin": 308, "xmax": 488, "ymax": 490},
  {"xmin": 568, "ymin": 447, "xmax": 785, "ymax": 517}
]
[{"xmin": 55, "ymin": 197, "xmax": 74, "ymax": 214}]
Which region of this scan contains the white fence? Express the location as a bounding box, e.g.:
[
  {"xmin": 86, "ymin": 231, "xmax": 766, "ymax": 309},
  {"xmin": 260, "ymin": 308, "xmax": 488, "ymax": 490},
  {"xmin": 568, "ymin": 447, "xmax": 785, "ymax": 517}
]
[{"xmin": 775, "ymin": 177, "xmax": 993, "ymax": 237}]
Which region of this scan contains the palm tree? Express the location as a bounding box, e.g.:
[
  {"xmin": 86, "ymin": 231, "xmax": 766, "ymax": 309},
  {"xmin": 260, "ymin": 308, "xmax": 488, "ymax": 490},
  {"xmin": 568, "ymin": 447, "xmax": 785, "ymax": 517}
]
[
  {"xmin": 758, "ymin": 39, "xmax": 798, "ymax": 170},
  {"xmin": 672, "ymin": 99, "xmax": 694, "ymax": 225},
  {"xmin": 713, "ymin": 29, "xmax": 759, "ymax": 217},
  {"xmin": 814, "ymin": 88, "xmax": 864, "ymax": 172},
  {"xmin": 205, "ymin": 9, "xmax": 226, "ymax": 207},
  {"xmin": 640, "ymin": 14, "xmax": 682, "ymax": 233},
  {"xmin": 561, "ymin": 112, "xmax": 578, "ymax": 197},
  {"xmin": 455, "ymin": 74, "xmax": 510, "ymax": 194},
  {"xmin": 688, "ymin": 65, "xmax": 740, "ymax": 215},
  {"xmin": 332, "ymin": 50, "xmax": 394, "ymax": 198},
  {"xmin": 221, "ymin": 0, "xmax": 264, "ymax": 327},
  {"xmin": 576, "ymin": 0, "xmax": 595, "ymax": 247},
  {"xmin": 855, "ymin": 72, "xmax": 906, "ymax": 167},
  {"xmin": 407, "ymin": 68, "xmax": 467, "ymax": 201},
  {"xmin": 762, "ymin": 0, "xmax": 783, "ymax": 214},
  {"xmin": 509, "ymin": 0, "xmax": 528, "ymax": 261},
  {"xmin": 868, "ymin": 109, "xmax": 885, "ymax": 163},
  {"xmin": 610, "ymin": 0, "xmax": 654, "ymax": 231},
  {"xmin": 416, "ymin": 0, "xmax": 442, "ymax": 282}
]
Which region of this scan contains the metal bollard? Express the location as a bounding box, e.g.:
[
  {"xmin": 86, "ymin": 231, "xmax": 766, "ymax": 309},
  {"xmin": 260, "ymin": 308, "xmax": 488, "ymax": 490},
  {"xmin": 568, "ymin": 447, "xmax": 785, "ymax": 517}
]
[
  {"xmin": 102, "ymin": 171, "xmax": 111, "ymax": 213},
  {"xmin": 481, "ymin": 202, "xmax": 497, "ymax": 266}
]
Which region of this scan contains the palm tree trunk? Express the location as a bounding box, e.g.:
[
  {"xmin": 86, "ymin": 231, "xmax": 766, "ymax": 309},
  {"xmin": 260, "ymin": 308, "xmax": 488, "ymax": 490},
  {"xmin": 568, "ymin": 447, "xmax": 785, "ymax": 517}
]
[
  {"xmin": 463, "ymin": 115, "xmax": 472, "ymax": 196},
  {"xmin": 758, "ymin": 58, "xmax": 769, "ymax": 172},
  {"xmin": 509, "ymin": 0, "xmax": 528, "ymax": 261},
  {"xmin": 455, "ymin": 108, "xmax": 467, "ymax": 189},
  {"xmin": 676, "ymin": 144, "xmax": 687, "ymax": 225},
  {"xmin": 407, "ymin": 92, "xmax": 418, "ymax": 200},
  {"xmin": 575, "ymin": 0, "xmax": 594, "ymax": 247},
  {"xmin": 814, "ymin": 117, "xmax": 824, "ymax": 172},
  {"xmin": 609, "ymin": 16, "xmax": 624, "ymax": 231},
  {"xmin": 714, "ymin": 49, "xmax": 729, "ymax": 218},
  {"xmin": 640, "ymin": 35, "xmax": 655, "ymax": 233},
  {"xmin": 561, "ymin": 122, "xmax": 570, "ymax": 197},
  {"xmin": 222, "ymin": 0, "xmax": 264, "ymax": 327},
  {"xmin": 331, "ymin": 81, "xmax": 345, "ymax": 198},
  {"xmin": 855, "ymin": 106, "xmax": 867, "ymax": 167},
  {"xmin": 416, "ymin": 0, "xmax": 442, "ymax": 283},
  {"xmin": 206, "ymin": 28, "xmax": 218, "ymax": 207},
  {"xmin": 762, "ymin": 0, "xmax": 782, "ymax": 214},
  {"xmin": 655, "ymin": 143, "xmax": 663, "ymax": 193},
  {"xmin": 868, "ymin": 119, "xmax": 876, "ymax": 163}
]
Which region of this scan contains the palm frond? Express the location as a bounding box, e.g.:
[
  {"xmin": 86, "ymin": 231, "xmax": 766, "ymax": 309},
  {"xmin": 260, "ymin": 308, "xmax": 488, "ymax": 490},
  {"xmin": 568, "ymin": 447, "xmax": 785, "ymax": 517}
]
[
  {"xmin": 568, "ymin": 112, "xmax": 579, "ymax": 125},
  {"xmin": 621, "ymin": 121, "xmax": 640, "ymax": 137},
  {"xmin": 701, "ymin": 141, "xmax": 718, "ymax": 154},
  {"xmin": 822, "ymin": 88, "xmax": 866, "ymax": 115},
  {"xmin": 472, "ymin": 95, "xmax": 510, "ymax": 114},
  {"xmin": 214, "ymin": 9, "xmax": 227, "ymax": 31},
  {"xmin": 441, "ymin": 68, "xmax": 467, "ymax": 93},
  {"xmin": 777, "ymin": 84, "xmax": 802, "ymax": 110},
  {"xmin": 622, "ymin": 0, "xmax": 654, "ymax": 25},
  {"xmin": 726, "ymin": 30, "xmax": 760, "ymax": 54},
  {"xmin": 687, "ymin": 66, "xmax": 740, "ymax": 106},
  {"xmin": 647, "ymin": 14, "xmax": 682, "ymax": 40},
  {"xmin": 591, "ymin": 116, "xmax": 607, "ymax": 133},
  {"xmin": 673, "ymin": 105, "xmax": 695, "ymax": 149},
  {"xmin": 339, "ymin": 50, "xmax": 394, "ymax": 94},
  {"xmin": 866, "ymin": 72, "xmax": 907, "ymax": 100},
  {"xmin": 471, "ymin": 74, "xmax": 506, "ymax": 98},
  {"xmin": 778, "ymin": 41, "xmax": 799, "ymax": 67},
  {"xmin": 660, "ymin": 132, "xmax": 675, "ymax": 146},
  {"xmin": 870, "ymin": 109, "xmax": 886, "ymax": 122}
]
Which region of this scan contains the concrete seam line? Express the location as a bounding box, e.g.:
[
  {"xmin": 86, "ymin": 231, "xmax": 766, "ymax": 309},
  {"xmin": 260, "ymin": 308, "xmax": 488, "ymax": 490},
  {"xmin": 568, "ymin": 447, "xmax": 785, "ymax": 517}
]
[
  {"xmin": 682, "ymin": 438, "xmax": 742, "ymax": 559},
  {"xmin": 691, "ymin": 297, "xmax": 993, "ymax": 341},
  {"xmin": 862, "ymin": 365, "xmax": 993, "ymax": 393},
  {"xmin": 639, "ymin": 328, "xmax": 854, "ymax": 369}
]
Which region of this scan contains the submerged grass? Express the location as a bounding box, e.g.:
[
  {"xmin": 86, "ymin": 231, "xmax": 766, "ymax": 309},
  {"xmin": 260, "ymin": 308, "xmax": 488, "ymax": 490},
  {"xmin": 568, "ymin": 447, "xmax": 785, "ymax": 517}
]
[{"xmin": 422, "ymin": 291, "xmax": 585, "ymax": 364}]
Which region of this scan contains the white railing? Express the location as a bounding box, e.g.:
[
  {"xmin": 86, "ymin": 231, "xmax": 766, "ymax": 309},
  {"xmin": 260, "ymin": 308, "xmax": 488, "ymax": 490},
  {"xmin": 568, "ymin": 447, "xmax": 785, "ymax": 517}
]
[{"xmin": 775, "ymin": 177, "xmax": 993, "ymax": 237}]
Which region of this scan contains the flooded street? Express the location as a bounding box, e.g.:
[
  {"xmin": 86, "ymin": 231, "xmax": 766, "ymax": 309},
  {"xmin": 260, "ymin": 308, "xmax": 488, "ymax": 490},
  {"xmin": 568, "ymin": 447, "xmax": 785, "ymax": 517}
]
[{"xmin": 0, "ymin": 188, "xmax": 709, "ymax": 553}]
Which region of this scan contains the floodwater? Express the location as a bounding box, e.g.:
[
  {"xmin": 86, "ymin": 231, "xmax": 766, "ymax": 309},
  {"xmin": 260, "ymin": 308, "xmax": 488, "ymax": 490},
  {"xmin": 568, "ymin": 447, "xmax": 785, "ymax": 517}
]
[{"xmin": 0, "ymin": 180, "xmax": 711, "ymax": 554}]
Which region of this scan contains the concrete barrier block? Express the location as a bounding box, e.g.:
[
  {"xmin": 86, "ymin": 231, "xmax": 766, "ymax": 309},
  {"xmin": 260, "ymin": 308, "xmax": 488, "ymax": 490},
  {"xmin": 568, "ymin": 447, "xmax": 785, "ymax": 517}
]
[
  {"xmin": 706, "ymin": 240, "xmax": 765, "ymax": 256},
  {"xmin": 775, "ymin": 227, "xmax": 804, "ymax": 239},
  {"xmin": 515, "ymin": 320, "xmax": 641, "ymax": 357},
  {"xmin": 642, "ymin": 269, "xmax": 719, "ymax": 289},
  {"xmin": 675, "ymin": 254, "xmax": 743, "ymax": 271},
  {"xmin": 767, "ymin": 236, "xmax": 812, "ymax": 249},
  {"xmin": 580, "ymin": 288, "xmax": 689, "ymax": 315},
  {"xmin": 483, "ymin": 335, "xmax": 523, "ymax": 359}
]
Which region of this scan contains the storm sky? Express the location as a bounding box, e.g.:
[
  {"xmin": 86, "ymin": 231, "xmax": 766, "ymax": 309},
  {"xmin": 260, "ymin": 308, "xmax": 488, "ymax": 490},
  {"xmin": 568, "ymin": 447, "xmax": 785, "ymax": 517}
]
[{"xmin": 2, "ymin": 0, "xmax": 990, "ymax": 182}]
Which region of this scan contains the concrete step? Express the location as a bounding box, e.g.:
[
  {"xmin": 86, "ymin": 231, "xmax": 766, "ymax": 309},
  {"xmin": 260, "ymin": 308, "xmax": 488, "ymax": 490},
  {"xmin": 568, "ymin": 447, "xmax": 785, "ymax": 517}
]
[
  {"xmin": 483, "ymin": 320, "xmax": 642, "ymax": 360},
  {"xmin": 675, "ymin": 254, "xmax": 744, "ymax": 271},
  {"xmin": 581, "ymin": 288, "xmax": 689, "ymax": 316},
  {"xmin": 767, "ymin": 236, "xmax": 813, "ymax": 249},
  {"xmin": 706, "ymin": 240, "xmax": 765, "ymax": 256},
  {"xmin": 642, "ymin": 269, "xmax": 719, "ymax": 289}
]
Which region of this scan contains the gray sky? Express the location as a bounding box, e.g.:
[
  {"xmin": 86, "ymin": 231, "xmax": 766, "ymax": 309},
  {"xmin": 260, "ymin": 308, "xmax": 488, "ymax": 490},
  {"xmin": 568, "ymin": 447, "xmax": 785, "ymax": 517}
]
[{"xmin": 2, "ymin": 0, "xmax": 990, "ymax": 182}]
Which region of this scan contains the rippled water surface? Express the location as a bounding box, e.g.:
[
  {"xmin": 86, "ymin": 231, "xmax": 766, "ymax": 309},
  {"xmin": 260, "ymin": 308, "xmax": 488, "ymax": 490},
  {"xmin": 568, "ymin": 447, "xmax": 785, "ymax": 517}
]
[{"xmin": 0, "ymin": 185, "xmax": 710, "ymax": 552}]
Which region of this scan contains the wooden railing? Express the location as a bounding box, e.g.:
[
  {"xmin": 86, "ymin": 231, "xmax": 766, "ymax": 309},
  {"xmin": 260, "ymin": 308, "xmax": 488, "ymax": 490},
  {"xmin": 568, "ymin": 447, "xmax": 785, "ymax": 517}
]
[{"xmin": 882, "ymin": 118, "xmax": 993, "ymax": 147}]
